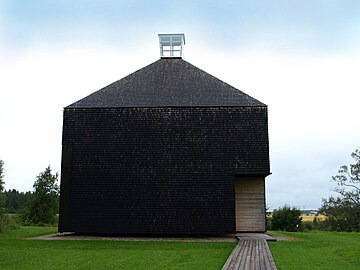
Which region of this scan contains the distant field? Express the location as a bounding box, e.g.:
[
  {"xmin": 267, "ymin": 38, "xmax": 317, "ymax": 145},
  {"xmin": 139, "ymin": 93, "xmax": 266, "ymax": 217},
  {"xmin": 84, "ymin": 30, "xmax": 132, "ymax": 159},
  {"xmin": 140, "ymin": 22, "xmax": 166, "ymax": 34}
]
[
  {"xmin": 300, "ymin": 214, "xmax": 326, "ymax": 222},
  {"xmin": 267, "ymin": 213, "xmax": 326, "ymax": 222},
  {"xmin": 0, "ymin": 227, "xmax": 235, "ymax": 270},
  {"xmin": 268, "ymin": 231, "xmax": 360, "ymax": 270}
]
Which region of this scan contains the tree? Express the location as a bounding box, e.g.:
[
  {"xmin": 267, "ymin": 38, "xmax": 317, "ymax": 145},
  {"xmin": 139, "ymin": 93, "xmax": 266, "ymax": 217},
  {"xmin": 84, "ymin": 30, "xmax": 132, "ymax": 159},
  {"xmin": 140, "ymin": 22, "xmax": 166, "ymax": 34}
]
[
  {"xmin": 320, "ymin": 148, "xmax": 360, "ymax": 231},
  {"xmin": 0, "ymin": 160, "xmax": 5, "ymax": 215},
  {"xmin": 332, "ymin": 148, "xmax": 360, "ymax": 198},
  {"xmin": 0, "ymin": 160, "xmax": 8, "ymax": 232},
  {"xmin": 23, "ymin": 166, "xmax": 59, "ymax": 225},
  {"xmin": 271, "ymin": 205, "xmax": 302, "ymax": 231}
]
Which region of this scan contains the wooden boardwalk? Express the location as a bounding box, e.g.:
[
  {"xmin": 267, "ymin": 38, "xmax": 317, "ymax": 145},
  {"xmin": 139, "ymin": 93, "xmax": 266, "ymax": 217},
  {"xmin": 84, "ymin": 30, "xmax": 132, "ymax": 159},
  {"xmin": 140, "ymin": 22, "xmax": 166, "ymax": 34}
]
[{"xmin": 221, "ymin": 238, "xmax": 277, "ymax": 270}]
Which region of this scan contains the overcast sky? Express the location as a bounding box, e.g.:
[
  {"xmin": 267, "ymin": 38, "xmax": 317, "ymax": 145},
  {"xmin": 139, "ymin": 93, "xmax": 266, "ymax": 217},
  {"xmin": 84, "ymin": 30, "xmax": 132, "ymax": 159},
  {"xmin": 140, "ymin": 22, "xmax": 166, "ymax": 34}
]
[{"xmin": 1, "ymin": 1, "xmax": 359, "ymax": 210}]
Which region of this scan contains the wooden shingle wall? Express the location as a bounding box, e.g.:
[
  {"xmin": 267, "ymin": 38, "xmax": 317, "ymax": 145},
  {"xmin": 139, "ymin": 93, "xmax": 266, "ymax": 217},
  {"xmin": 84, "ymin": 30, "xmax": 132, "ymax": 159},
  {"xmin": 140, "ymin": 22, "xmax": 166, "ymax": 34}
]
[{"xmin": 59, "ymin": 106, "xmax": 269, "ymax": 234}]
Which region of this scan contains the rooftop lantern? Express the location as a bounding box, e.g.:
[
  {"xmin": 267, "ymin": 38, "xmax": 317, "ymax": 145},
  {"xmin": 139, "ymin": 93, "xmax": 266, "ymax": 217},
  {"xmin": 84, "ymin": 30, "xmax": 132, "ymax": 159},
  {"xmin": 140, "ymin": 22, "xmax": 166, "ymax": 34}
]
[{"xmin": 158, "ymin": 33, "xmax": 185, "ymax": 58}]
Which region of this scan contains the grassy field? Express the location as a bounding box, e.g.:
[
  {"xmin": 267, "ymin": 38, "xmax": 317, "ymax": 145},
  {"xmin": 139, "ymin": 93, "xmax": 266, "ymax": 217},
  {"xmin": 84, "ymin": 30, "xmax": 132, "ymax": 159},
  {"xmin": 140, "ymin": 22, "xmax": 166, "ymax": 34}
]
[
  {"xmin": 0, "ymin": 226, "xmax": 235, "ymax": 270},
  {"xmin": 268, "ymin": 231, "xmax": 360, "ymax": 270},
  {"xmin": 300, "ymin": 214, "xmax": 326, "ymax": 222}
]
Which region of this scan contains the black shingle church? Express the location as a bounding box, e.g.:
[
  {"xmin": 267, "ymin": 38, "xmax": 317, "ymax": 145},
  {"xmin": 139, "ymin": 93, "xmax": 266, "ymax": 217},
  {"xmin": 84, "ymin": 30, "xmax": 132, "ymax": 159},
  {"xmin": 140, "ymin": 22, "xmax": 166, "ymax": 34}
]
[{"xmin": 59, "ymin": 34, "xmax": 270, "ymax": 235}]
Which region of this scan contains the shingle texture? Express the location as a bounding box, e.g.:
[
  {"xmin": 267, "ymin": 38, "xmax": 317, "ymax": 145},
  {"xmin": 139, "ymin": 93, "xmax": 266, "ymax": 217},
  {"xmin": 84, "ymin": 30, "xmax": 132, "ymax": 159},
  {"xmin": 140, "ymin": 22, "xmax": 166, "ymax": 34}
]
[
  {"xmin": 68, "ymin": 58, "xmax": 265, "ymax": 108},
  {"xmin": 59, "ymin": 107, "xmax": 269, "ymax": 234},
  {"xmin": 59, "ymin": 58, "xmax": 270, "ymax": 235}
]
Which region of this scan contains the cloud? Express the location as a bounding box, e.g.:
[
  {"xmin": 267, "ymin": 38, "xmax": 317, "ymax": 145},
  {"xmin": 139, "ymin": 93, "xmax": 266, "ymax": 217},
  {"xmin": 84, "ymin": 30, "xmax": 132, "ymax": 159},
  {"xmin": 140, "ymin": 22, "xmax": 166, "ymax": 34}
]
[{"xmin": 2, "ymin": 1, "xmax": 360, "ymax": 53}]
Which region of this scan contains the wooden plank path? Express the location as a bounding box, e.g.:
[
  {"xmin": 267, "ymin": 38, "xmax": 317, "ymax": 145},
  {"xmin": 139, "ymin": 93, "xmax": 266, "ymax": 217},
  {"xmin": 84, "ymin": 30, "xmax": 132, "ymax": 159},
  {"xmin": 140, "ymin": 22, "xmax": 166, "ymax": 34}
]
[{"xmin": 221, "ymin": 236, "xmax": 277, "ymax": 270}]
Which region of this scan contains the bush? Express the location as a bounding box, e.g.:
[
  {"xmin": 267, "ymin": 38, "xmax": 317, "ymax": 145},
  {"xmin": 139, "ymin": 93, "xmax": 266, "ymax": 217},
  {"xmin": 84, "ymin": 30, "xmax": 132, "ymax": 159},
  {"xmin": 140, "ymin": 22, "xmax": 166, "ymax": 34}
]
[
  {"xmin": 301, "ymin": 221, "xmax": 313, "ymax": 231},
  {"xmin": 0, "ymin": 214, "xmax": 20, "ymax": 232},
  {"xmin": 270, "ymin": 205, "xmax": 302, "ymax": 232}
]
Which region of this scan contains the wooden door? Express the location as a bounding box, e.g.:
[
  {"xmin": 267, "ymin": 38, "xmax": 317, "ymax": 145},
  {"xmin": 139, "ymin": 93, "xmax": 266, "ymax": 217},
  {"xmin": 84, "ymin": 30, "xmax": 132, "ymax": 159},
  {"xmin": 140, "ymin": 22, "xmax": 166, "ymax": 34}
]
[{"xmin": 235, "ymin": 178, "xmax": 266, "ymax": 232}]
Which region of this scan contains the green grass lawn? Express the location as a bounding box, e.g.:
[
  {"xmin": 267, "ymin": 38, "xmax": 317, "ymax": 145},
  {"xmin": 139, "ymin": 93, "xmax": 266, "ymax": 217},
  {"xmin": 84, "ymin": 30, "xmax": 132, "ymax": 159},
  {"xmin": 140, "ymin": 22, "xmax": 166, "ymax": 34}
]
[
  {"xmin": 0, "ymin": 227, "xmax": 235, "ymax": 270},
  {"xmin": 268, "ymin": 231, "xmax": 360, "ymax": 270},
  {"xmin": 3, "ymin": 227, "xmax": 359, "ymax": 269}
]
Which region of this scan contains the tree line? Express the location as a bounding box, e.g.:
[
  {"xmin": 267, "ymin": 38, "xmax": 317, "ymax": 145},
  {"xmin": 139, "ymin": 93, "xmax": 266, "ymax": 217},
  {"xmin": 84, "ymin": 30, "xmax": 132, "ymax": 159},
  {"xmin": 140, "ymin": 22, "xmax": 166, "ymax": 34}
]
[
  {"xmin": 3, "ymin": 189, "xmax": 30, "ymax": 214},
  {"xmin": 0, "ymin": 161, "xmax": 59, "ymax": 231}
]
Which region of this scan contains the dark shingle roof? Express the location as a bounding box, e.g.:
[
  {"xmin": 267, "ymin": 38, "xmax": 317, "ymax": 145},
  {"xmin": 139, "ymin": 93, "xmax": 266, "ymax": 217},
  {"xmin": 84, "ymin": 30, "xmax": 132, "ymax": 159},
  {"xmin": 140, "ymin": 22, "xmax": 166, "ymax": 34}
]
[{"xmin": 67, "ymin": 58, "xmax": 265, "ymax": 108}]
